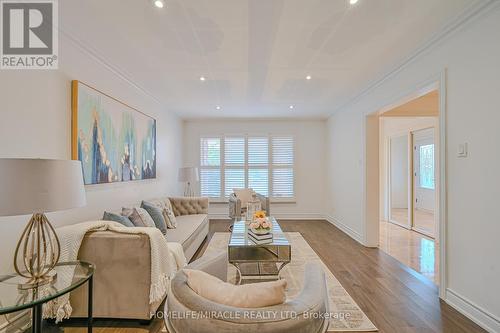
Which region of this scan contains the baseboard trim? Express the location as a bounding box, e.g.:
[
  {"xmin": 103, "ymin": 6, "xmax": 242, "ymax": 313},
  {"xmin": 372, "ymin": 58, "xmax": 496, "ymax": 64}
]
[
  {"xmin": 445, "ymin": 288, "xmax": 500, "ymax": 333},
  {"xmin": 275, "ymin": 213, "xmax": 325, "ymax": 220},
  {"xmin": 388, "ymin": 219, "xmax": 412, "ymax": 229},
  {"xmin": 324, "ymin": 215, "xmax": 364, "ymax": 245},
  {"xmin": 209, "ymin": 213, "xmax": 366, "ymax": 245},
  {"xmin": 208, "ymin": 213, "xmax": 325, "ymax": 220}
]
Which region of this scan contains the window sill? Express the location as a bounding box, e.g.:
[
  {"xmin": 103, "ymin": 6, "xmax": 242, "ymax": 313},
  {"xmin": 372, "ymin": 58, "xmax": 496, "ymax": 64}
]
[
  {"xmin": 210, "ymin": 199, "xmax": 229, "ymax": 204},
  {"xmin": 270, "ymin": 199, "xmax": 296, "ymax": 204}
]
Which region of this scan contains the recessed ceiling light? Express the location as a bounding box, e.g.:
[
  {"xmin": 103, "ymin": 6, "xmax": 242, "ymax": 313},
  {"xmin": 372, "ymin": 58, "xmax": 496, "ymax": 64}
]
[
  {"xmin": 306, "ymin": 75, "xmax": 312, "ymax": 80},
  {"xmin": 349, "ymin": 0, "xmax": 359, "ymax": 5},
  {"xmin": 215, "ymin": 106, "xmax": 221, "ymax": 110},
  {"xmin": 199, "ymin": 76, "xmax": 206, "ymax": 81},
  {"xmin": 153, "ymin": 0, "xmax": 165, "ymax": 8},
  {"xmin": 289, "ymin": 105, "xmax": 294, "ymax": 110}
]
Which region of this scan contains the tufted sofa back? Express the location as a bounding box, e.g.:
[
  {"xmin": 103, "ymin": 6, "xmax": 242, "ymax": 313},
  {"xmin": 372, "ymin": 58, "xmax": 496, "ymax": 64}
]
[{"xmin": 168, "ymin": 197, "xmax": 209, "ymax": 216}]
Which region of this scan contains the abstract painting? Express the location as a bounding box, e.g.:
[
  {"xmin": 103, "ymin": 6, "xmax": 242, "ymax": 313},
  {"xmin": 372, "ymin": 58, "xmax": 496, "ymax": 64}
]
[{"xmin": 71, "ymin": 80, "xmax": 156, "ymax": 185}]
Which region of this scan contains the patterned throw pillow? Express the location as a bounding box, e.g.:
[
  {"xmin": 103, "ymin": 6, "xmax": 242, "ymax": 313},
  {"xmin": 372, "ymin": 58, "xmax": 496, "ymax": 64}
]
[
  {"xmin": 141, "ymin": 201, "xmax": 168, "ymax": 235},
  {"xmin": 103, "ymin": 211, "xmax": 134, "ymax": 227},
  {"xmin": 122, "ymin": 207, "xmax": 155, "ymax": 228},
  {"xmin": 163, "ymin": 199, "xmax": 177, "ymax": 228},
  {"xmin": 149, "ymin": 199, "xmax": 167, "ymax": 218}
]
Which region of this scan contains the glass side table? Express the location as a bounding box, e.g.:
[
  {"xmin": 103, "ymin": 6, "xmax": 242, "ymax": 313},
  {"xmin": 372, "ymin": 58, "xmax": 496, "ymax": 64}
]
[{"xmin": 0, "ymin": 261, "xmax": 94, "ymax": 333}]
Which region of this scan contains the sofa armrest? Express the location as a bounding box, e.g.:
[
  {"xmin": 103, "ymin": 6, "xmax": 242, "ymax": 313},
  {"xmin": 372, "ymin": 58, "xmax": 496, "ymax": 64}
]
[
  {"xmin": 70, "ymin": 230, "xmax": 157, "ymax": 320},
  {"xmin": 186, "ymin": 251, "xmax": 228, "ymax": 282},
  {"xmin": 168, "ymin": 197, "xmax": 209, "ymax": 216}
]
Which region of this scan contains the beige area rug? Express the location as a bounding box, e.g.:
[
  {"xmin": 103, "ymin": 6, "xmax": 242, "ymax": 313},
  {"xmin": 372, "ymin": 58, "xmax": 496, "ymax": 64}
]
[{"xmin": 202, "ymin": 232, "xmax": 378, "ymax": 332}]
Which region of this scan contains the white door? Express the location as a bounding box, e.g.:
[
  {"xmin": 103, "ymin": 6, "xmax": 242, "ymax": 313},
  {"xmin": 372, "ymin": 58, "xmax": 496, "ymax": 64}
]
[{"xmin": 412, "ymin": 128, "xmax": 436, "ymax": 237}]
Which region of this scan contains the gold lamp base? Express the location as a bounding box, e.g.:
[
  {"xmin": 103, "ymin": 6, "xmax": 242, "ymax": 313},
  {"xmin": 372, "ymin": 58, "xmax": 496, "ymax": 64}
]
[
  {"xmin": 16, "ymin": 270, "xmax": 58, "ymax": 290},
  {"xmin": 14, "ymin": 213, "xmax": 61, "ymax": 289}
]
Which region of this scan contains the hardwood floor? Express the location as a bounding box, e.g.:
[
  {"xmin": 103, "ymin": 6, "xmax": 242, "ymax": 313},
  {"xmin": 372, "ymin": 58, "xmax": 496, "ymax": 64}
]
[
  {"xmin": 391, "ymin": 208, "xmax": 436, "ymax": 237},
  {"xmin": 53, "ymin": 219, "xmax": 486, "ymax": 333}
]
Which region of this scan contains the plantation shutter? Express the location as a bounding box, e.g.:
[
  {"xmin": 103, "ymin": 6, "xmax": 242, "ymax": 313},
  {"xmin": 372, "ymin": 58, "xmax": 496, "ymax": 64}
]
[
  {"xmin": 224, "ymin": 137, "xmax": 245, "ymax": 196},
  {"xmin": 271, "ymin": 136, "xmax": 294, "ymax": 198},
  {"xmin": 200, "ymin": 169, "xmax": 221, "ymax": 197},
  {"xmin": 200, "ymin": 138, "xmax": 221, "ymax": 197},
  {"xmin": 248, "ymin": 137, "xmax": 269, "ymax": 196},
  {"xmin": 199, "ymin": 135, "xmax": 294, "ymax": 200}
]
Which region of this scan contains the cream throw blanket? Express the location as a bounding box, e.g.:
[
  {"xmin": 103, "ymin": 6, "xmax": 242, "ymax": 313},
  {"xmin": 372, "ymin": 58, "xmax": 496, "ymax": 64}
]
[{"xmin": 43, "ymin": 221, "xmax": 186, "ymax": 322}]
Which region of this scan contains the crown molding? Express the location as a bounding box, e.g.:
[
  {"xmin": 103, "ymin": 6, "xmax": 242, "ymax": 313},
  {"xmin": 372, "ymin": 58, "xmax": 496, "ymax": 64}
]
[
  {"xmin": 328, "ymin": 0, "xmax": 499, "ymax": 117},
  {"xmin": 183, "ymin": 116, "xmax": 328, "ymax": 122},
  {"xmin": 58, "ymin": 27, "xmax": 166, "ymax": 109}
]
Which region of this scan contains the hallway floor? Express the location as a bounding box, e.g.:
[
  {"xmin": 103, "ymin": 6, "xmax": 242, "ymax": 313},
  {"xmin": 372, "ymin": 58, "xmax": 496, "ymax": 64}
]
[
  {"xmin": 379, "ymin": 219, "xmax": 439, "ymax": 285},
  {"xmin": 390, "ymin": 208, "xmax": 435, "ymax": 237}
]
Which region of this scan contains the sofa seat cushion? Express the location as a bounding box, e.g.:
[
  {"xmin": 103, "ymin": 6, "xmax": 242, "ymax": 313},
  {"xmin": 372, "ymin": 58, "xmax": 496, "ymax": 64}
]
[{"xmin": 165, "ymin": 214, "xmax": 208, "ymax": 251}]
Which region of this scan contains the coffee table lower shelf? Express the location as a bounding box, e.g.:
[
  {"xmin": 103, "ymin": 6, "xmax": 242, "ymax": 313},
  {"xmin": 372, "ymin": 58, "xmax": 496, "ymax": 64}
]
[{"xmin": 230, "ymin": 262, "xmax": 290, "ymax": 284}]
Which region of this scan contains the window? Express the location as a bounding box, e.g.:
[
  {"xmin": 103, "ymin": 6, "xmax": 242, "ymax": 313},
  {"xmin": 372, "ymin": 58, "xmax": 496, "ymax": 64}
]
[
  {"xmin": 199, "ymin": 135, "xmax": 294, "ymax": 200},
  {"xmin": 419, "ymin": 144, "xmax": 435, "ymax": 189}
]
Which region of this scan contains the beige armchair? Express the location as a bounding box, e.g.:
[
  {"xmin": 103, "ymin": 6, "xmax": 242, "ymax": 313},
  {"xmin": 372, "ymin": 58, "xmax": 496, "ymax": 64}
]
[
  {"xmin": 228, "ymin": 191, "xmax": 270, "ymax": 219},
  {"xmin": 165, "ymin": 252, "xmax": 330, "ymax": 333}
]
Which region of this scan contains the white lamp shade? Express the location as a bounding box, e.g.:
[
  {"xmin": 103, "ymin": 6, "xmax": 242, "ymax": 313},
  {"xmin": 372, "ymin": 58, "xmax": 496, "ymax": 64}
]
[
  {"xmin": 178, "ymin": 167, "xmax": 199, "ymax": 182},
  {"xmin": 0, "ymin": 159, "xmax": 87, "ymax": 216}
]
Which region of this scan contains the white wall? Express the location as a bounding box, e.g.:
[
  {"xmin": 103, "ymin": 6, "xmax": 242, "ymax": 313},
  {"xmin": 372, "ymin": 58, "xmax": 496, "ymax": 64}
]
[
  {"xmin": 183, "ymin": 119, "xmax": 326, "ymax": 219},
  {"xmin": 326, "ymin": 3, "xmax": 500, "ymax": 329},
  {"xmin": 0, "ymin": 34, "xmax": 183, "ymax": 274}
]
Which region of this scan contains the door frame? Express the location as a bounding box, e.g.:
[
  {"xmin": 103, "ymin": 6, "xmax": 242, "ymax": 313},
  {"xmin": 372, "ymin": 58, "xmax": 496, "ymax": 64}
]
[{"xmin": 363, "ymin": 69, "xmax": 447, "ymax": 298}]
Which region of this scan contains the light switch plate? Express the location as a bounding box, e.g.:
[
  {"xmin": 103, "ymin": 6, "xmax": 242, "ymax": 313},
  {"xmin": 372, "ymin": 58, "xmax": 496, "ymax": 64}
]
[{"xmin": 458, "ymin": 143, "xmax": 468, "ymax": 157}]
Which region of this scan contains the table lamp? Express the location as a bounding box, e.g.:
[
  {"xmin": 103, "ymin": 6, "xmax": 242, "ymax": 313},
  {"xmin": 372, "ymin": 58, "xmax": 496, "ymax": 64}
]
[
  {"xmin": 0, "ymin": 159, "xmax": 86, "ymax": 287},
  {"xmin": 178, "ymin": 167, "xmax": 199, "ymax": 197}
]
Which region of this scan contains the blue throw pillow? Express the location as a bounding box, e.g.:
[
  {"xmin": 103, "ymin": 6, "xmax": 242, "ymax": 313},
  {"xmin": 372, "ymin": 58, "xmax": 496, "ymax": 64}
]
[
  {"xmin": 103, "ymin": 211, "xmax": 134, "ymax": 227},
  {"xmin": 141, "ymin": 201, "xmax": 168, "ymax": 235}
]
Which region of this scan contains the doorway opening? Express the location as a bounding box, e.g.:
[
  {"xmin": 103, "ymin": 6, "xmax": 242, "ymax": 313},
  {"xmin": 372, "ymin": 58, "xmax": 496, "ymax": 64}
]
[{"xmin": 365, "ymin": 84, "xmax": 444, "ymax": 289}]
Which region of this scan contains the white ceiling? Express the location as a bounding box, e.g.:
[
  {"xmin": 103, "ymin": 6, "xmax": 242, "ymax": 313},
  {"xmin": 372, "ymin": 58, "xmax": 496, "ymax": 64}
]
[{"xmin": 60, "ymin": 0, "xmax": 479, "ymax": 119}]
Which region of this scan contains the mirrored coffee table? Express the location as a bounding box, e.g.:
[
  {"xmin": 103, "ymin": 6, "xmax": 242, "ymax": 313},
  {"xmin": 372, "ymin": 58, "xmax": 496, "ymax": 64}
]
[{"xmin": 228, "ymin": 218, "xmax": 291, "ymax": 284}]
